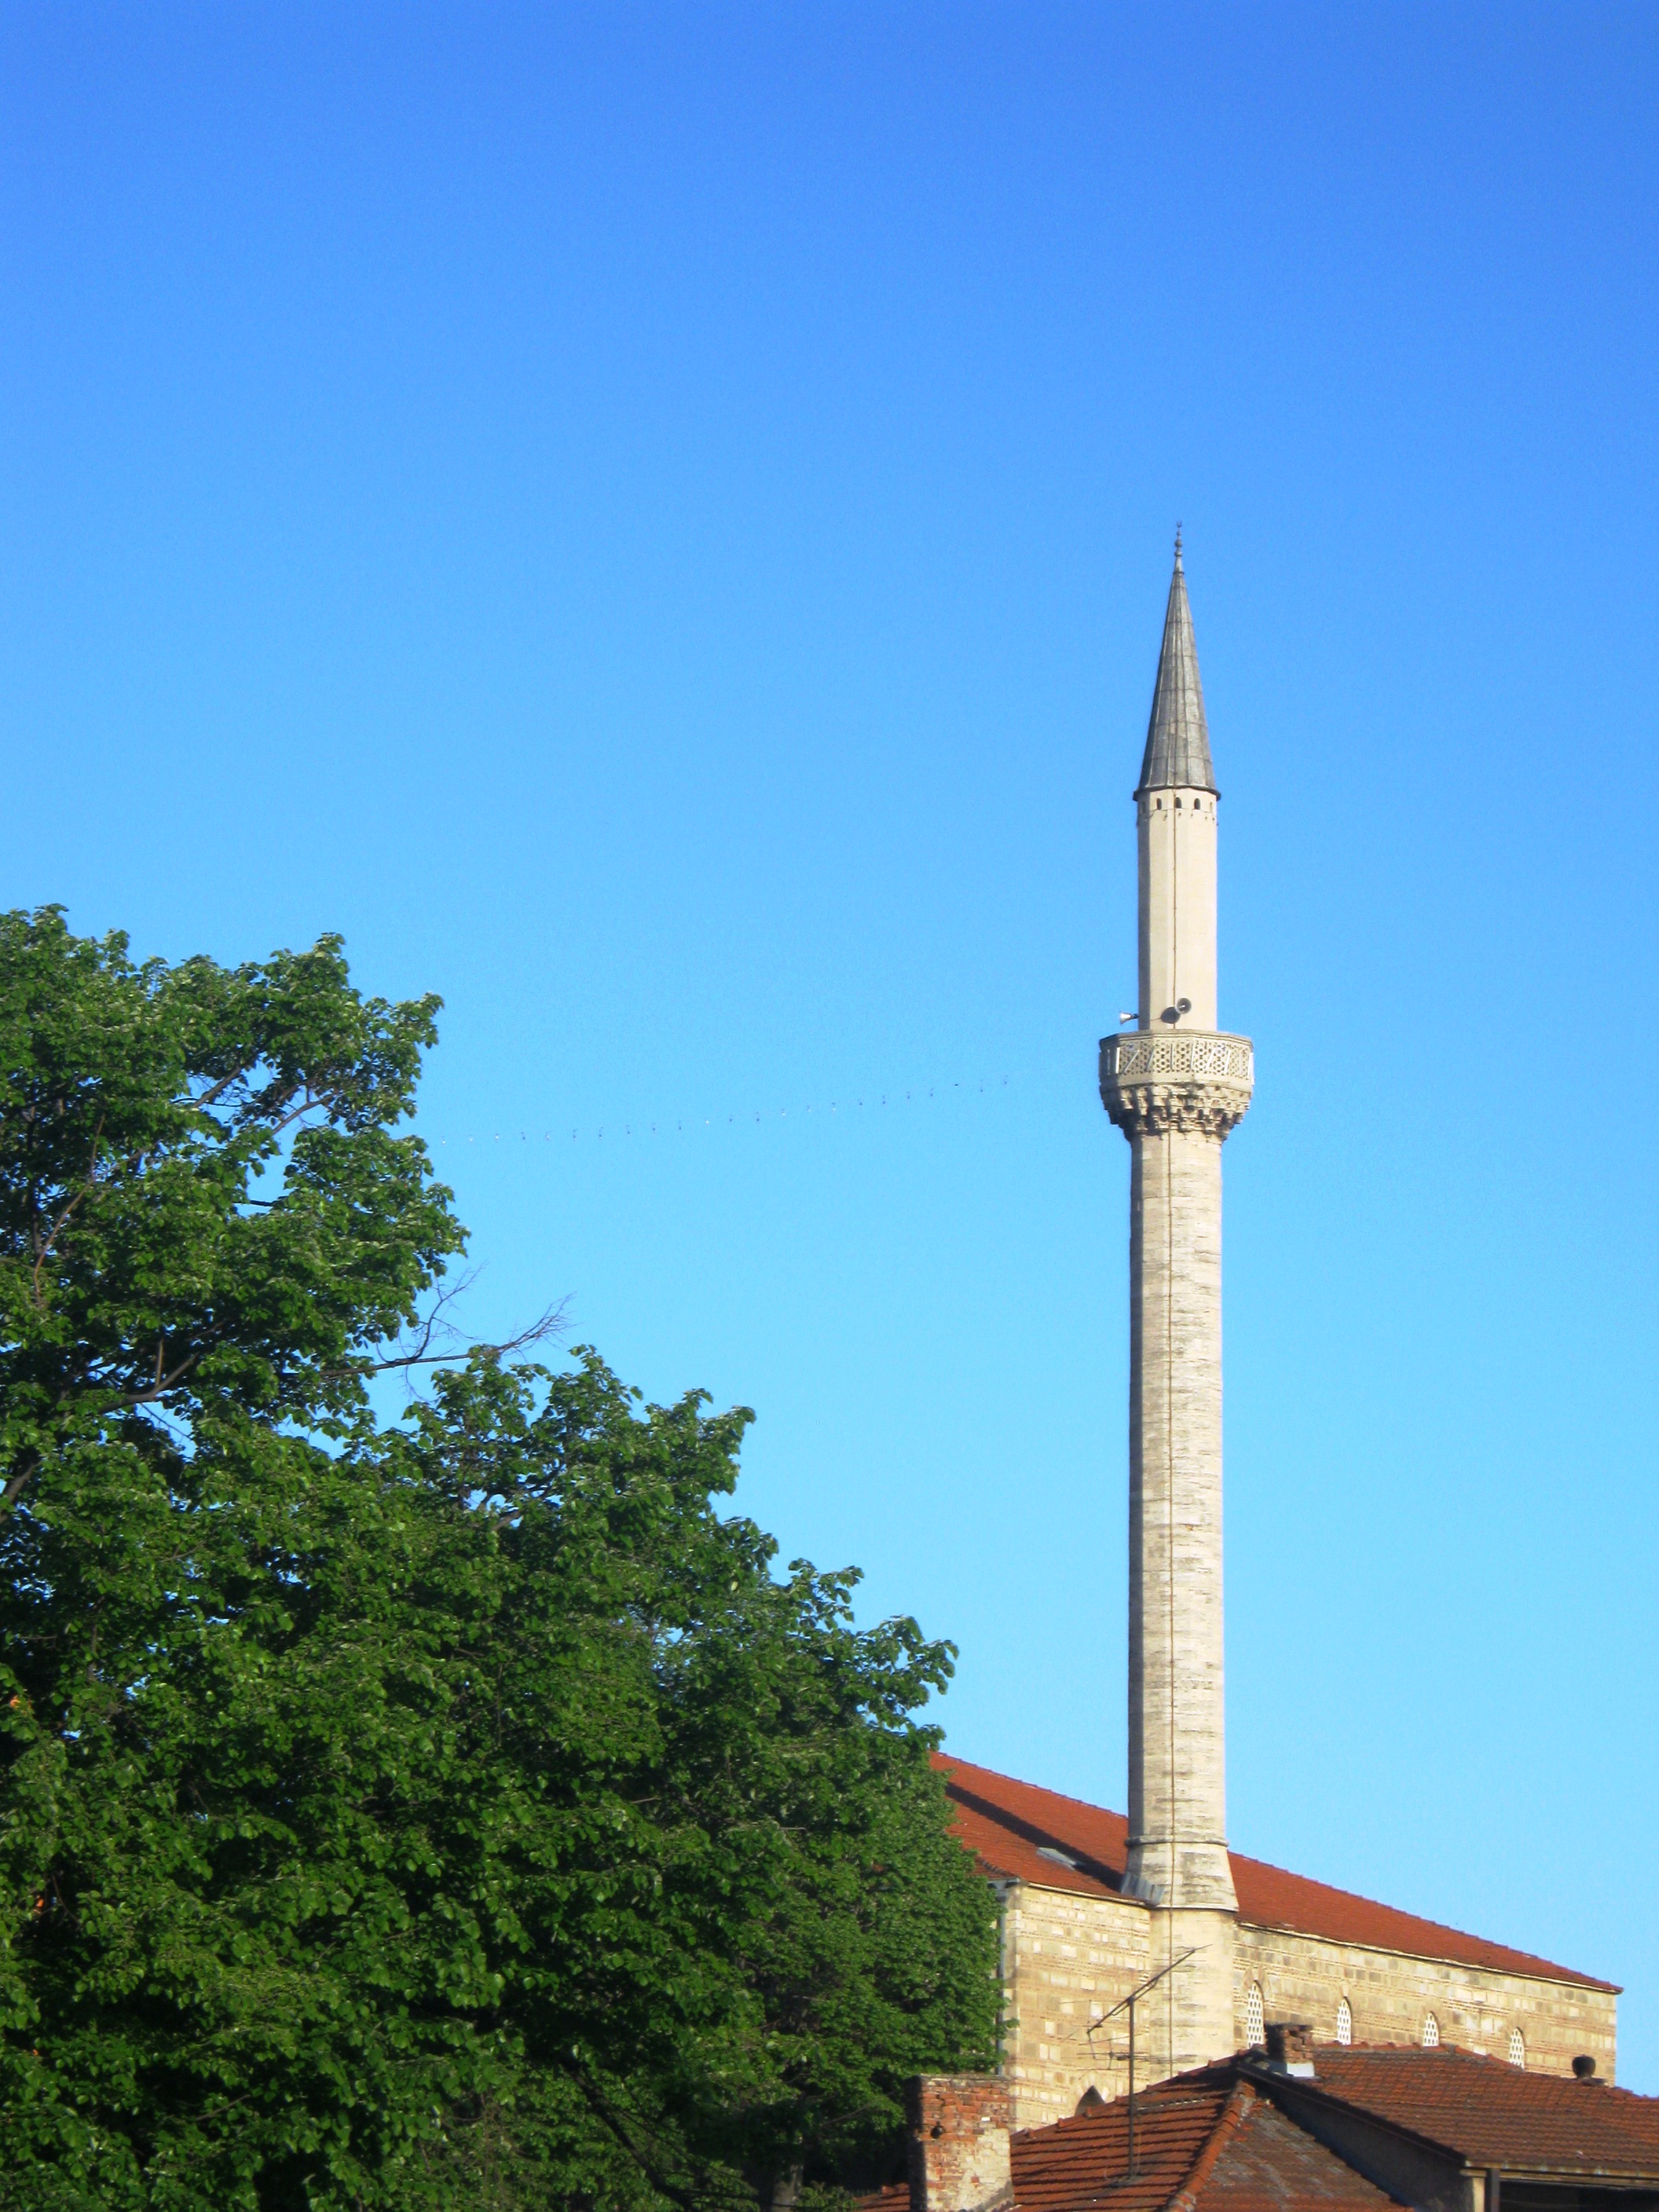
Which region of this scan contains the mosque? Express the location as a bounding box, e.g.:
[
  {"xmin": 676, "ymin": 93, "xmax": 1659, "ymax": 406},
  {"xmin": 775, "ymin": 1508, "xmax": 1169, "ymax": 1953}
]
[{"xmin": 936, "ymin": 543, "xmax": 1617, "ymax": 2133}]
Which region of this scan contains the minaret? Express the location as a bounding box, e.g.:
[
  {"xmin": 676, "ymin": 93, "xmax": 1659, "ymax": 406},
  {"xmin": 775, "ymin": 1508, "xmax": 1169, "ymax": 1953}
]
[{"xmin": 1100, "ymin": 536, "xmax": 1254, "ymax": 2080}]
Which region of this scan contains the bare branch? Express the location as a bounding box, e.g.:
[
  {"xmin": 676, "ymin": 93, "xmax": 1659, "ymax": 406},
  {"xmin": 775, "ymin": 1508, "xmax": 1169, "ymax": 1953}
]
[
  {"xmin": 364, "ymin": 1269, "xmax": 479, "ymax": 1372},
  {"xmin": 478, "ymin": 1299, "xmax": 570, "ymax": 1361},
  {"xmin": 340, "ymin": 1274, "xmax": 570, "ymax": 1384},
  {"xmin": 368, "ymin": 1299, "xmax": 569, "ymax": 1374}
]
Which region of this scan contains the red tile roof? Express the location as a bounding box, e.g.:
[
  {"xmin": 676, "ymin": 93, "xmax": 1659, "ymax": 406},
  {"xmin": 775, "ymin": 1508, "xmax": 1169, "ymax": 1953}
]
[
  {"xmin": 857, "ymin": 2051, "xmax": 1659, "ymax": 2211},
  {"xmin": 859, "ymin": 2070, "xmax": 1407, "ymax": 2212},
  {"xmin": 1010, "ymin": 2080, "xmax": 1234, "ymax": 2212},
  {"xmin": 936, "ymin": 1756, "xmax": 1616, "ymax": 1993},
  {"xmin": 1292, "ymin": 2045, "xmax": 1659, "ymax": 2179},
  {"xmin": 1194, "ymin": 2096, "xmax": 1406, "ymax": 2212}
]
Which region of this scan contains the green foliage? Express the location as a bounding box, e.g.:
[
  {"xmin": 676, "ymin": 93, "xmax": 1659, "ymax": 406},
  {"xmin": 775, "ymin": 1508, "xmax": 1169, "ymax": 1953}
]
[{"xmin": 0, "ymin": 910, "xmax": 1001, "ymax": 2210}]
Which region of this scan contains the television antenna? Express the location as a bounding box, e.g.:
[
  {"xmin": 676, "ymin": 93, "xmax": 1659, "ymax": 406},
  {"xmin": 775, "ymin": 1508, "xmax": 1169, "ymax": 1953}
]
[{"xmin": 1086, "ymin": 1947, "xmax": 1200, "ymax": 2177}]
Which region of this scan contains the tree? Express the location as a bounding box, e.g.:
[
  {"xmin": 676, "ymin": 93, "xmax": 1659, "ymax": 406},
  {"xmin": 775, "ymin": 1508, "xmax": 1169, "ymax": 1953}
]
[{"xmin": 0, "ymin": 910, "xmax": 1001, "ymax": 2211}]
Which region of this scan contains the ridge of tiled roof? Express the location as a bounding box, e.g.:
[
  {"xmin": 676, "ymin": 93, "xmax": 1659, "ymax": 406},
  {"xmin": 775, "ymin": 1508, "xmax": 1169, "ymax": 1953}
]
[
  {"xmin": 1189, "ymin": 2094, "xmax": 1409, "ymax": 2211},
  {"xmin": 1275, "ymin": 2045, "xmax": 1659, "ymax": 2180},
  {"xmin": 1165, "ymin": 2080, "xmax": 1257, "ymax": 2212},
  {"xmin": 935, "ymin": 1756, "xmax": 1617, "ymax": 1994}
]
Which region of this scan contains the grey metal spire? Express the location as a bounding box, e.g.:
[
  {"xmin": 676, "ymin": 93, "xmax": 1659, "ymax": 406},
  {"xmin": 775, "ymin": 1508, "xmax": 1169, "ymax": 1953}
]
[{"xmin": 1137, "ymin": 529, "xmax": 1216, "ymax": 794}]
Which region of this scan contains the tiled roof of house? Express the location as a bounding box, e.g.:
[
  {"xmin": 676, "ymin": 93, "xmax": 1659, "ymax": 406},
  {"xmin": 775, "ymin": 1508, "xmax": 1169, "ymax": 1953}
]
[
  {"xmin": 858, "ymin": 2068, "xmax": 1406, "ymax": 2212},
  {"xmin": 1010, "ymin": 2079, "xmax": 1235, "ymax": 2212},
  {"xmin": 1192, "ymin": 2093, "xmax": 1406, "ymax": 2212},
  {"xmin": 856, "ymin": 2050, "xmax": 1659, "ymax": 2211},
  {"xmin": 936, "ymin": 1756, "xmax": 1617, "ymax": 1993},
  {"xmin": 1294, "ymin": 2045, "xmax": 1659, "ymax": 2179}
]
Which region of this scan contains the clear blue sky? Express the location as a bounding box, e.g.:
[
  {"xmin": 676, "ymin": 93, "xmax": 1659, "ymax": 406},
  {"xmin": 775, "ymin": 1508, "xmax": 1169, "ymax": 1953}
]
[{"xmin": 5, "ymin": 0, "xmax": 1657, "ymax": 2083}]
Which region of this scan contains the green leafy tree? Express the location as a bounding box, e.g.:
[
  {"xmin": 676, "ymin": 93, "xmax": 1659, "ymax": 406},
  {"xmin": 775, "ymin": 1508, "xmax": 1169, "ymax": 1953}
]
[{"xmin": 0, "ymin": 910, "xmax": 1001, "ymax": 2211}]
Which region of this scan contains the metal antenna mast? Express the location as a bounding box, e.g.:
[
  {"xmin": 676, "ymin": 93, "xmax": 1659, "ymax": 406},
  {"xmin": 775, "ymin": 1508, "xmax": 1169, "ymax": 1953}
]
[{"xmin": 1087, "ymin": 1947, "xmax": 1200, "ymax": 2178}]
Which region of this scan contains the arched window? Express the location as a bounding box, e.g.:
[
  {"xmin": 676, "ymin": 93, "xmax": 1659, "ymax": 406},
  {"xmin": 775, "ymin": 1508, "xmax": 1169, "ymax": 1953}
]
[
  {"xmin": 1245, "ymin": 1983, "xmax": 1265, "ymax": 2047},
  {"xmin": 1422, "ymin": 2012, "xmax": 1440, "ymax": 2049},
  {"xmin": 1509, "ymin": 2029, "xmax": 1525, "ymax": 2069},
  {"xmin": 1336, "ymin": 1997, "xmax": 1353, "ymax": 2046}
]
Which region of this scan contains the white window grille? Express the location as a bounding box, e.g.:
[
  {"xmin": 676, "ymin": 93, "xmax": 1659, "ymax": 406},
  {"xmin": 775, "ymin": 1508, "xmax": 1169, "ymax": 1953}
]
[
  {"xmin": 1336, "ymin": 1997, "xmax": 1353, "ymax": 2046},
  {"xmin": 1245, "ymin": 1984, "xmax": 1264, "ymax": 2047},
  {"xmin": 1509, "ymin": 2029, "xmax": 1525, "ymax": 2069},
  {"xmin": 1423, "ymin": 2013, "xmax": 1440, "ymax": 2049}
]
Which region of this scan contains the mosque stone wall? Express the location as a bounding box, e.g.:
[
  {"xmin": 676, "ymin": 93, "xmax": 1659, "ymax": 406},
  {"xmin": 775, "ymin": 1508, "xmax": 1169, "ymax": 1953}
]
[
  {"xmin": 1233, "ymin": 1922, "xmax": 1618, "ymax": 2083},
  {"xmin": 996, "ymin": 1880, "xmax": 1619, "ymax": 2130},
  {"xmin": 997, "ymin": 1881, "xmax": 1153, "ymax": 2130}
]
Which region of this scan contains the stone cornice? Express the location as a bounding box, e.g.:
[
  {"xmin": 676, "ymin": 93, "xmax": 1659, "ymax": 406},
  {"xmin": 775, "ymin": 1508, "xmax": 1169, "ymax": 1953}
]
[
  {"xmin": 1236, "ymin": 1917, "xmax": 1622, "ymax": 1996},
  {"xmin": 1098, "ymin": 1029, "xmax": 1254, "ymax": 1141}
]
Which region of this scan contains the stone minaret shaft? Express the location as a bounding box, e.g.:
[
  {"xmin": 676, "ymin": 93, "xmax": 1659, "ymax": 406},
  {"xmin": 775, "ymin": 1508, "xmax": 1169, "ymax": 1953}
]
[{"xmin": 1101, "ymin": 542, "xmax": 1253, "ymax": 2081}]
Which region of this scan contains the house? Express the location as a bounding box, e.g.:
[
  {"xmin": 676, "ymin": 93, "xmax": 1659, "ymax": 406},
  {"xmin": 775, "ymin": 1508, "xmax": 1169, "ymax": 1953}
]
[{"xmin": 865, "ymin": 2034, "xmax": 1659, "ymax": 2212}]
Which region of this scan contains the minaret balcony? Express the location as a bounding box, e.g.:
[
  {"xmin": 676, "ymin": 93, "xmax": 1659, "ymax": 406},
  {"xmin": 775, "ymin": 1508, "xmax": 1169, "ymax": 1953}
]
[{"xmin": 1098, "ymin": 1029, "xmax": 1254, "ymax": 1141}]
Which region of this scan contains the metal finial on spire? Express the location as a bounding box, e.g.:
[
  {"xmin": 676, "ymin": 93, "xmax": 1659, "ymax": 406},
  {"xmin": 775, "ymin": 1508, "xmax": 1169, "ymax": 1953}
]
[{"xmin": 1174, "ymin": 522, "xmax": 1183, "ymax": 568}]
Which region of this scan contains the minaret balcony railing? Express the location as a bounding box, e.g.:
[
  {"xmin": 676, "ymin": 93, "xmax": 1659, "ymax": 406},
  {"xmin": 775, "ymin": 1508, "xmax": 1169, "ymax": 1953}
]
[{"xmin": 1098, "ymin": 1029, "xmax": 1254, "ymax": 1142}]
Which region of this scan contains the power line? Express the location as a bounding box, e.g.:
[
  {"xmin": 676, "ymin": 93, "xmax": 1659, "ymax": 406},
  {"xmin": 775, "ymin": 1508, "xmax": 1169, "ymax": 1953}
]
[{"xmin": 420, "ymin": 1073, "xmax": 1014, "ymax": 1148}]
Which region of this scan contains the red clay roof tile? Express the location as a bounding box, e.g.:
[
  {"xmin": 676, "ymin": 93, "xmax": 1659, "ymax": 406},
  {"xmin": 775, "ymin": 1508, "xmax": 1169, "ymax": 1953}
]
[
  {"xmin": 1287, "ymin": 2045, "xmax": 1659, "ymax": 2178},
  {"xmin": 859, "ymin": 2067, "xmax": 1411, "ymax": 2212},
  {"xmin": 1011, "ymin": 2081, "xmax": 1232, "ymax": 2211},
  {"xmin": 936, "ymin": 1756, "xmax": 1616, "ymax": 1993},
  {"xmin": 857, "ymin": 2053, "xmax": 1659, "ymax": 2210},
  {"xmin": 1196, "ymin": 2097, "xmax": 1406, "ymax": 2212}
]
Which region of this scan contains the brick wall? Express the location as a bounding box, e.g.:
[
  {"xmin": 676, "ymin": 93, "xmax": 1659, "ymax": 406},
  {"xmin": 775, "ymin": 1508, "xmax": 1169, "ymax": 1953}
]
[{"xmin": 906, "ymin": 2075, "xmax": 1013, "ymax": 2212}]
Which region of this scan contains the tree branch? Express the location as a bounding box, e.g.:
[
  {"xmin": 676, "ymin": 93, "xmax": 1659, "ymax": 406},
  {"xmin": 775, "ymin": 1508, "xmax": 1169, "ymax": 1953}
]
[
  {"xmin": 118, "ymin": 1351, "xmax": 202, "ymax": 1406},
  {"xmin": 366, "ymin": 1298, "xmax": 569, "ymax": 1375},
  {"xmin": 1, "ymin": 1451, "xmax": 40, "ymax": 1515},
  {"xmin": 27, "ymin": 1115, "xmax": 107, "ymax": 1306},
  {"xmin": 189, "ymin": 1062, "xmax": 248, "ymax": 1114}
]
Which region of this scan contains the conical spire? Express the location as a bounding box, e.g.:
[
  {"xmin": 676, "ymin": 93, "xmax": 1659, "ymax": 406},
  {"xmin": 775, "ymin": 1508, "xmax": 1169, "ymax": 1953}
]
[{"xmin": 1137, "ymin": 529, "xmax": 1216, "ymax": 794}]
